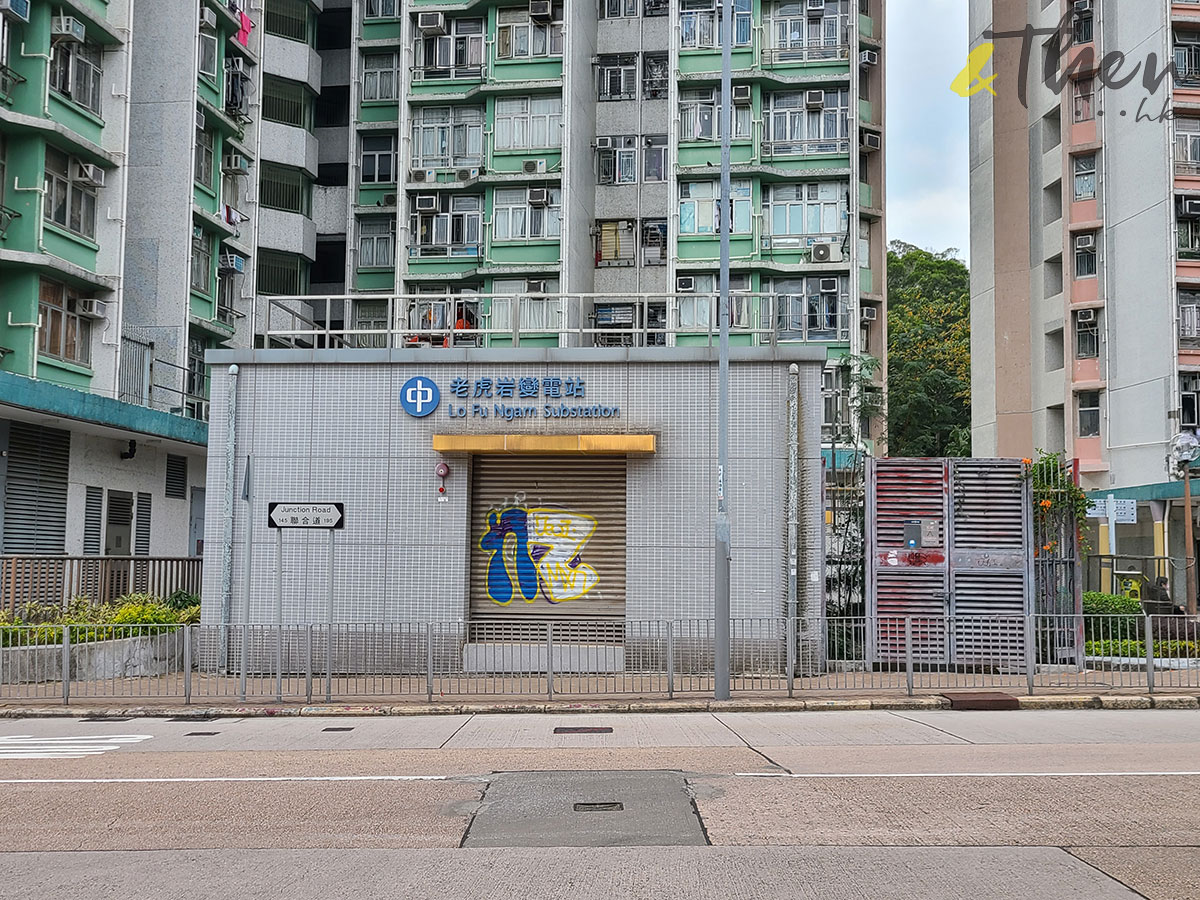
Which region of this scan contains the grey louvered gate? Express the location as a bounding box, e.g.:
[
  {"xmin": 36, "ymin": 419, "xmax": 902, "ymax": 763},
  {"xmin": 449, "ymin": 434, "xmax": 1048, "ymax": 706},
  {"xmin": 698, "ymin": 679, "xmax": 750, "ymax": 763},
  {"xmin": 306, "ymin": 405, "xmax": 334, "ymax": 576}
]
[{"xmin": 867, "ymin": 458, "xmax": 1033, "ymax": 668}]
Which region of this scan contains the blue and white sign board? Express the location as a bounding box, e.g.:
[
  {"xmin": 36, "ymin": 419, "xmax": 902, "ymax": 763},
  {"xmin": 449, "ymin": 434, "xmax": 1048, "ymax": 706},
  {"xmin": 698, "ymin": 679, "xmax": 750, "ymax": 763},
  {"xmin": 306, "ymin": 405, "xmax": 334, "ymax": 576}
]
[
  {"xmin": 268, "ymin": 503, "xmax": 344, "ymax": 529},
  {"xmin": 400, "ymin": 374, "xmax": 621, "ymax": 421},
  {"xmin": 1086, "ymin": 496, "xmax": 1137, "ymax": 525}
]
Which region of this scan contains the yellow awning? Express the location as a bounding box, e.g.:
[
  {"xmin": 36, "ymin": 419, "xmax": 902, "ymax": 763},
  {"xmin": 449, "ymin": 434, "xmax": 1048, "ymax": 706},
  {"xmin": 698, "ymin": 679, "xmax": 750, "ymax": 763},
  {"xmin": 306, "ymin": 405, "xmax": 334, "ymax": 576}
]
[{"xmin": 432, "ymin": 434, "xmax": 656, "ymax": 455}]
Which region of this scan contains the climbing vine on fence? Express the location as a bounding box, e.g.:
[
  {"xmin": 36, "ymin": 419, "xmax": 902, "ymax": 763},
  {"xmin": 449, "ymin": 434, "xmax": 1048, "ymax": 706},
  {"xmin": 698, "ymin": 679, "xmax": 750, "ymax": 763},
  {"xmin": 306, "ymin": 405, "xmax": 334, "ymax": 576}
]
[{"xmin": 1023, "ymin": 451, "xmax": 1091, "ymax": 556}]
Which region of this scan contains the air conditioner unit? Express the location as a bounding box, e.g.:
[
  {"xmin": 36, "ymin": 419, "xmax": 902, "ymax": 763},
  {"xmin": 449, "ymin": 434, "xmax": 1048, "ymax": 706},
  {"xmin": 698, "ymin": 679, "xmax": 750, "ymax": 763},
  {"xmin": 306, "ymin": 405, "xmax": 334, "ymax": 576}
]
[
  {"xmin": 528, "ymin": 187, "xmax": 550, "ymax": 206},
  {"xmin": 760, "ymin": 236, "xmax": 772, "ymax": 250},
  {"xmin": 1075, "ymin": 232, "xmax": 1096, "ymax": 250},
  {"xmin": 1185, "ymin": 199, "xmax": 1200, "ymax": 217},
  {"xmin": 529, "ymin": 0, "xmax": 553, "ymax": 20},
  {"xmin": 226, "ymin": 57, "xmax": 246, "ymax": 74},
  {"xmin": 381, "ymin": 193, "xmax": 398, "ymax": 206},
  {"xmin": 198, "ymin": 7, "xmax": 218, "ymax": 30},
  {"xmin": 860, "ymin": 306, "xmax": 878, "ymax": 322},
  {"xmin": 861, "ymin": 131, "xmax": 882, "ymax": 152},
  {"xmin": 218, "ymin": 253, "xmax": 246, "ymax": 274},
  {"xmin": 51, "ymin": 15, "xmax": 86, "ymax": 42},
  {"xmin": 410, "ymin": 168, "xmax": 437, "ymax": 183},
  {"xmin": 594, "ymin": 136, "xmax": 614, "ymax": 150},
  {"xmin": 812, "ymin": 243, "xmax": 843, "ymax": 263},
  {"xmin": 1076, "ymin": 307, "xmax": 1097, "ymax": 324},
  {"xmin": 456, "ymin": 167, "xmax": 481, "ymax": 181},
  {"xmin": 196, "ymin": 109, "xmax": 207, "ymax": 131},
  {"xmin": 1073, "ymin": 0, "xmax": 1093, "ymax": 13},
  {"xmin": 676, "ymin": 276, "xmax": 695, "ymax": 292},
  {"xmin": 0, "ymin": 0, "xmax": 32, "ymax": 24},
  {"xmin": 526, "ymin": 279, "xmax": 547, "ymax": 293},
  {"xmin": 415, "ymin": 194, "xmax": 438, "ymax": 212},
  {"xmin": 222, "ymin": 153, "xmax": 250, "ymax": 175},
  {"xmin": 76, "ymin": 298, "xmax": 106, "ymax": 319},
  {"xmin": 819, "ymin": 277, "xmax": 840, "ymax": 293},
  {"xmin": 805, "ymin": 90, "xmax": 825, "ymax": 108},
  {"xmin": 523, "ymin": 159, "xmax": 549, "ymax": 175},
  {"xmin": 860, "ymin": 50, "xmax": 879, "ymax": 67},
  {"xmin": 806, "ymin": 0, "xmax": 825, "ymax": 14},
  {"xmin": 75, "ymin": 163, "xmax": 105, "ymax": 188},
  {"xmin": 731, "ymin": 84, "xmax": 752, "ymax": 103},
  {"xmin": 416, "ymin": 11, "xmax": 446, "ymax": 34}
]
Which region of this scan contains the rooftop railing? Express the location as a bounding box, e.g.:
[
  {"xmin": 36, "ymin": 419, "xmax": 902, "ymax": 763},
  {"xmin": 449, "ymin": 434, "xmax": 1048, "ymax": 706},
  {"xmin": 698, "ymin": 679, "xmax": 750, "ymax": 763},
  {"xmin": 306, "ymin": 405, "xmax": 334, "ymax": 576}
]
[{"xmin": 262, "ymin": 292, "xmax": 857, "ymax": 350}]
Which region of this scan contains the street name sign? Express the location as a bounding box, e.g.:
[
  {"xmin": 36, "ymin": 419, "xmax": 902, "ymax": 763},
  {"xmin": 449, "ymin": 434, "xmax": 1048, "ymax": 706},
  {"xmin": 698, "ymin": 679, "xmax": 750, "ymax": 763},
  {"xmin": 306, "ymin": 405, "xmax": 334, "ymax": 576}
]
[{"xmin": 268, "ymin": 502, "xmax": 344, "ymax": 529}]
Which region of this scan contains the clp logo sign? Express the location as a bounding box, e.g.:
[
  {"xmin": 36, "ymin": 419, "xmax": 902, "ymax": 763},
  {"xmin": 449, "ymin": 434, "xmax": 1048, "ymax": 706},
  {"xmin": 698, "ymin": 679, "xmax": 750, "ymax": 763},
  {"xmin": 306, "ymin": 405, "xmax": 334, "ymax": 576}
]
[
  {"xmin": 951, "ymin": 43, "xmax": 997, "ymax": 98},
  {"xmin": 400, "ymin": 376, "xmax": 440, "ymax": 418}
]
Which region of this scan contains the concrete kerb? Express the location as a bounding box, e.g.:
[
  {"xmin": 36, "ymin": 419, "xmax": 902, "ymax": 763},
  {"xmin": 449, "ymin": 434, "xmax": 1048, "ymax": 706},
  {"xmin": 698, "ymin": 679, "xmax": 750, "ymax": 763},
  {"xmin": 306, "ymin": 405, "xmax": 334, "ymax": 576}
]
[{"xmin": 0, "ymin": 695, "xmax": 1195, "ymax": 718}]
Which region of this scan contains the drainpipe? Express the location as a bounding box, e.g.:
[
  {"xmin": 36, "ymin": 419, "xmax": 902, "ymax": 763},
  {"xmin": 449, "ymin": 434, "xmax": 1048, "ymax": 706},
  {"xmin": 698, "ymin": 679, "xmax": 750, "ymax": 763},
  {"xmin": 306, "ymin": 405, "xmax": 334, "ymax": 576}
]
[
  {"xmin": 787, "ymin": 363, "xmax": 799, "ymax": 620},
  {"xmin": 219, "ymin": 363, "xmax": 239, "ymax": 670},
  {"xmin": 18, "ymin": 42, "xmax": 50, "ymax": 118}
]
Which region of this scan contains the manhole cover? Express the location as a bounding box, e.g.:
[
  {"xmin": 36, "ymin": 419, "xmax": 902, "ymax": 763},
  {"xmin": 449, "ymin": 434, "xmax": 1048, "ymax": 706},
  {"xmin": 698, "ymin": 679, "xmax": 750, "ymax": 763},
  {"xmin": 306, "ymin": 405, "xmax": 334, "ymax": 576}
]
[
  {"xmin": 463, "ymin": 770, "xmax": 706, "ymax": 848},
  {"xmin": 553, "ymin": 726, "xmax": 613, "ymax": 735}
]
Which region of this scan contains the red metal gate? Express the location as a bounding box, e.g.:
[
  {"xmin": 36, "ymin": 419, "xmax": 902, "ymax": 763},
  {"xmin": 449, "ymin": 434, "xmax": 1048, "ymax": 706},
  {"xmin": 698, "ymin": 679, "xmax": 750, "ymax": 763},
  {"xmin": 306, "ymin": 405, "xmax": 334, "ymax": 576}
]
[{"xmin": 867, "ymin": 459, "xmax": 1033, "ymax": 668}]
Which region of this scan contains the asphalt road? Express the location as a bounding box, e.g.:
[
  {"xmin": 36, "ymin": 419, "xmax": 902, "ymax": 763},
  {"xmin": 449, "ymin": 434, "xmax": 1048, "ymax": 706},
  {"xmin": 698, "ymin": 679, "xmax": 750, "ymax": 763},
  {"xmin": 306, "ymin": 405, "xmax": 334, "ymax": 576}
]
[{"xmin": 0, "ymin": 710, "xmax": 1196, "ymax": 900}]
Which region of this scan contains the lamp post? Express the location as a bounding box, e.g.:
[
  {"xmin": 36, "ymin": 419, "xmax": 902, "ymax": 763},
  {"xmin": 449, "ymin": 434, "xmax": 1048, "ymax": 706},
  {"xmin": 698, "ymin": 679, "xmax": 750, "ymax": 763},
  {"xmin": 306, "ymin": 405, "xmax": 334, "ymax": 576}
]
[{"xmin": 1169, "ymin": 432, "xmax": 1200, "ymax": 616}]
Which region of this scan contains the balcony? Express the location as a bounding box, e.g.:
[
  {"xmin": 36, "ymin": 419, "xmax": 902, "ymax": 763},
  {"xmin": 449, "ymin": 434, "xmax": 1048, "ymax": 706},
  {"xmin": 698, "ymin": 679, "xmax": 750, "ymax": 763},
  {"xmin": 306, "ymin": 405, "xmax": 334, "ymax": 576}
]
[
  {"xmin": 0, "ymin": 62, "xmax": 25, "ymax": 105},
  {"xmin": 0, "ymin": 205, "xmax": 19, "ymax": 240},
  {"xmin": 262, "ymin": 292, "xmax": 857, "ymax": 350},
  {"xmin": 1181, "ymin": 304, "xmax": 1200, "ymax": 347},
  {"xmin": 760, "ymin": 42, "xmax": 851, "ymax": 66},
  {"xmin": 761, "ymin": 138, "xmax": 852, "ymax": 159}
]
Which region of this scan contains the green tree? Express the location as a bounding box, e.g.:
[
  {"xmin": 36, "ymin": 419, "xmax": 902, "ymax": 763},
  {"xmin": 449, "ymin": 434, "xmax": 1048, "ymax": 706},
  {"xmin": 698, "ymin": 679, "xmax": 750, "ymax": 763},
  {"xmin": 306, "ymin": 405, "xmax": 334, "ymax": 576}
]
[{"xmin": 887, "ymin": 241, "xmax": 971, "ymax": 457}]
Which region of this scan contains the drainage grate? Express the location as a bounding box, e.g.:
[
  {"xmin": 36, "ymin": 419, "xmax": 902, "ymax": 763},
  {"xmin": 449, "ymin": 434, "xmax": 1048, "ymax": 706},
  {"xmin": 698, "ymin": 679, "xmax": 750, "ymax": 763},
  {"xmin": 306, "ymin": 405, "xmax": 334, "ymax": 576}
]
[
  {"xmin": 322, "ymin": 727, "xmax": 354, "ymax": 732},
  {"xmin": 553, "ymin": 726, "xmax": 613, "ymax": 735},
  {"xmin": 168, "ymin": 717, "xmax": 214, "ymax": 723},
  {"xmin": 80, "ymin": 717, "xmax": 131, "ymax": 722},
  {"xmin": 941, "ymin": 691, "xmax": 1021, "ymax": 711},
  {"xmin": 185, "ymin": 731, "xmax": 219, "ymax": 737},
  {"xmin": 573, "ymin": 802, "xmax": 623, "ymax": 812}
]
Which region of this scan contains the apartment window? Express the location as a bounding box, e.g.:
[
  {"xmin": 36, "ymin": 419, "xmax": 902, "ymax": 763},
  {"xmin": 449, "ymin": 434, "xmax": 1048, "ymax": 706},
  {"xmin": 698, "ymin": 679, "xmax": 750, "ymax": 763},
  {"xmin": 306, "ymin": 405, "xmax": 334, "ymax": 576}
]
[
  {"xmin": 316, "ymin": 86, "xmax": 350, "ymax": 127},
  {"xmin": 263, "ymin": 77, "xmax": 313, "ymax": 129},
  {"xmin": 599, "ymin": 0, "xmax": 638, "ymax": 17},
  {"xmin": 597, "ymin": 137, "xmax": 638, "ymax": 185},
  {"xmin": 1073, "ymin": 5, "xmax": 1093, "ymax": 44},
  {"xmin": 191, "ymin": 229, "xmax": 213, "ymax": 295},
  {"xmin": 679, "ymin": 180, "xmax": 752, "ymax": 234},
  {"xmin": 360, "ymin": 134, "xmax": 397, "ymax": 183},
  {"xmin": 1074, "ymin": 310, "xmax": 1099, "ymax": 359},
  {"xmin": 43, "ymin": 147, "xmax": 96, "ymax": 240},
  {"xmin": 775, "ymin": 275, "xmax": 850, "ymax": 340},
  {"xmin": 50, "ymin": 40, "xmax": 102, "ymax": 115},
  {"xmin": 1073, "ymin": 153, "xmax": 1096, "ymax": 201},
  {"xmin": 362, "ymin": 53, "xmax": 400, "ymax": 100},
  {"xmin": 257, "ymin": 250, "xmax": 310, "ymax": 295},
  {"xmin": 1077, "ymin": 391, "xmax": 1101, "ymax": 438},
  {"xmin": 766, "ymin": 89, "xmax": 851, "ymax": 154},
  {"xmin": 194, "ymin": 128, "xmax": 214, "ymax": 189},
  {"xmin": 644, "ymin": 135, "xmax": 667, "ymax": 182},
  {"xmin": 260, "ymin": 163, "xmax": 312, "ymax": 216},
  {"xmin": 186, "ymin": 334, "xmax": 207, "ymax": 403},
  {"xmin": 1072, "ymin": 77, "xmax": 1094, "ymax": 122},
  {"xmin": 642, "ymin": 219, "xmax": 667, "ymax": 266},
  {"xmin": 765, "ymin": 183, "xmax": 848, "ymax": 241},
  {"xmin": 595, "ymin": 220, "xmax": 636, "ymax": 266},
  {"xmin": 358, "ymin": 217, "xmax": 396, "ymax": 268},
  {"xmin": 414, "ymin": 18, "xmax": 484, "ymax": 79},
  {"xmin": 410, "ymin": 194, "xmax": 482, "ymax": 256},
  {"xmin": 681, "ymin": 0, "xmax": 752, "ymax": 49},
  {"xmin": 494, "ymin": 96, "xmax": 562, "ymax": 150},
  {"xmin": 858, "ymin": 218, "xmax": 870, "ymax": 262},
  {"xmin": 493, "ymin": 187, "xmax": 561, "ymax": 240},
  {"xmin": 364, "ymin": 0, "xmax": 397, "ymax": 18},
  {"xmin": 679, "ymin": 273, "xmax": 750, "ymax": 329},
  {"xmin": 411, "ymin": 106, "xmax": 484, "ymax": 168},
  {"xmin": 644, "ymin": 0, "xmax": 668, "ymax": 15},
  {"xmin": 642, "ymin": 54, "xmax": 668, "ymax": 99},
  {"xmin": 1074, "ymin": 232, "xmax": 1097, "ymax": 278},
  {"xmin": 197, "ymin": 30, "xmax": 218, "ymax": 80},
  {"xmin": 1176, "ymin": 119, "xmax": 1200, "ymax": 174},
  {"xmin": 37, "ymin": 279, "xmax": 91, "ymax": 365},
  {"xmin": 490, "ymin": 278, "xmax": 560, "ymax": 331},
  {"xmin": 598, "ymin": 55, "xmax": 637, "ymax": 101},
  {"xmin": 1182, "ymin": 291, "xmax": 1200, "ymax": 342},
  {"xmin": 1179, "ymin": 217, "xmax": 1200, "ymax": 259},
  {"xmin": 316, "ymin": 9, "xmax": 352, "ymax": 51},
  {"xmin": 822, "ymin": 366, "xmax": 850, "ymax": 438},
  {"xmin": 1175, "ymin": 31, "xmax": 1200, "ymax": 85},
  {"xmin": 496, "ymin": 5, "xmax": 564, "ymax": 60},
  {"xmin": 681, "ymin": 88, "xmax": 751, "ymax": 142},
  {"xmin": 771, "ymin": 1, "xmax": 848, "ymax": 60},
  {"xmin": 265, "ymin": 0, "xmax": 313, "ymax": 41}
]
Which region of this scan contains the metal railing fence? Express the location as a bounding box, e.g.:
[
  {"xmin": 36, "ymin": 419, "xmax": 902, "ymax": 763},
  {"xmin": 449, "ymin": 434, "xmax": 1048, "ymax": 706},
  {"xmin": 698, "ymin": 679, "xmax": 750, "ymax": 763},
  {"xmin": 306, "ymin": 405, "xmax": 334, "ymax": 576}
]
[{"xmin": 0, "ymin": 616, "xmax": 1196, "ymax": 705}]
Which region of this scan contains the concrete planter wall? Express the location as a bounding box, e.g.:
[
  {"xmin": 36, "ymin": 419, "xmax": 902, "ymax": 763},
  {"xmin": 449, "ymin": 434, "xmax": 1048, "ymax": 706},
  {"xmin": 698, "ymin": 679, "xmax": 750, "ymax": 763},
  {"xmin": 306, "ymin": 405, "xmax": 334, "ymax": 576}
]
[{"xmin": 0, "ymin": 629, "xmax": 191, "ymax": 684}]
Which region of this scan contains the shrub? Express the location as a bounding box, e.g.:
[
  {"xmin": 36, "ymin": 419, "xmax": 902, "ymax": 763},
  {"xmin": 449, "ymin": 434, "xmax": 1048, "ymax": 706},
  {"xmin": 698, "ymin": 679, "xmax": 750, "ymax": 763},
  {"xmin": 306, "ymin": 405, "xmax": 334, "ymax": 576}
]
[
  {"xmin": 164, "ymin": 590, "xmax": 201, "ymax": 612},
  {"xmin": 1082, "ymin": 592, "xmax": 1141, "ymax": 616},
  {"xmin": 1085, "ymin": 639, "xmax": 1200, "ymax": 659}
]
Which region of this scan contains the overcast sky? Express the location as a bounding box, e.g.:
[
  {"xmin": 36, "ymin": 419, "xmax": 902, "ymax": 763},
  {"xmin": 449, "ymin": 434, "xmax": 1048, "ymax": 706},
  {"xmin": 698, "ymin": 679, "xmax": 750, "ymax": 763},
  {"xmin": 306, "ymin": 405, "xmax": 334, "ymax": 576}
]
[{"xmin": 886, "ymin": 0, "xmax": 970, "ymax": 261}]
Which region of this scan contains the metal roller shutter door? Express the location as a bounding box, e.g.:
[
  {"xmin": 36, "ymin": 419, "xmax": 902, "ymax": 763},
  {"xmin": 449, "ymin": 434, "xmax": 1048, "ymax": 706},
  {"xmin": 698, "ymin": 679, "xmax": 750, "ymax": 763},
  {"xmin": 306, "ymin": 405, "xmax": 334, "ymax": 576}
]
[{"xmin": 469, "ymin": 455, "xmax": 627, "ymax": 624}]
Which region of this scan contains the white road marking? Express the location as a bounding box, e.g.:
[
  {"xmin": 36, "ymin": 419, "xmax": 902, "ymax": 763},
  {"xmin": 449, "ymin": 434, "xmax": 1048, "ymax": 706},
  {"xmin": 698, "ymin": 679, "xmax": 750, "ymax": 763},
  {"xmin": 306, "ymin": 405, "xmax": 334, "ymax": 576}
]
[
  {"xmin": 0, "ymin": 735, "xmax": 153, "ymax": 759},
  {"xmin": 734, "ymin": 771, "xmax": 1200, "ymax": 779},
  {"xmin": 0, "ymin": 775, "xmax": 451, "ymax": 784}
]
